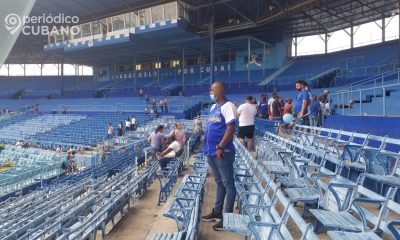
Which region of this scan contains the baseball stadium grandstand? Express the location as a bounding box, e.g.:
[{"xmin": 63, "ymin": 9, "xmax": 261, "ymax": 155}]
[{"xmin": 0, "ymin": 0, "xmax": 400, "ymax": 239}]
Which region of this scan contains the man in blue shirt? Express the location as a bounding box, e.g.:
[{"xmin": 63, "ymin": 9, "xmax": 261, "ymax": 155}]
[
  {"xmin": 202, "ymin": 81, "xmax": 237, "ymax": 231},
  {"xmin": 309, "ymin": 95, "xmax": 321, "ymax": 127},
  {"xmin": 294, "ymin": 80, "xmax": 310, "ymax": 125}
]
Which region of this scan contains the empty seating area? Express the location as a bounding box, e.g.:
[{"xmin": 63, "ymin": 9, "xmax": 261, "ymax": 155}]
[
  {"xmin": 0, "ymin": 146, "xmax": 63, "ymax": 197},
  {"xmin": 237, "ymin": 120, "xmax": 400, "ymax": 239},
  {"xmin": 32, "ymin": 113, "xmax": 152, "ymax": 149},
  {"xmin": 0, "ymin": 141, "xmax": 159, "ymax": 240},
  {"xmin": 0, "ymin": 114, "xmax": 86, "ymax": 144},
  {"xmin": 153, "ymin": 151, "xmax": 207, "ymax": 240}
]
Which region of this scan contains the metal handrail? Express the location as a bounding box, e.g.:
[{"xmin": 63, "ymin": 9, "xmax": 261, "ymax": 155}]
[
  {"xmin": 336, "ymin": 68, "xmax": 399, "ymax": 91},
  {"xmin": 329, "ymin": 82, "xmax": 400, "ymax": 116}
]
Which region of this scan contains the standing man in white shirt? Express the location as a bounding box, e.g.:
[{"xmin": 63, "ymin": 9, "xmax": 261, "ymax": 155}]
[
  {"xmin": 237, "ymin": 96, "xmax": 257, "ymax": 151},
  {"xmin": 131, "ymin": 116, "xmax": 136, "ymax": 131}
]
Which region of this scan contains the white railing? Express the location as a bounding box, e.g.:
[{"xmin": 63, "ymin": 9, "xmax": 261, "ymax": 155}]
[{"xmin": 329, "ymin": 81, "xmax": 400, "ymax": 116}]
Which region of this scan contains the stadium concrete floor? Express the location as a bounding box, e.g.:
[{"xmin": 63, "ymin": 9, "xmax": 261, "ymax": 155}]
[{"xmin": 103, "ymin": 157, "xmax": 242, "ymax": 240}]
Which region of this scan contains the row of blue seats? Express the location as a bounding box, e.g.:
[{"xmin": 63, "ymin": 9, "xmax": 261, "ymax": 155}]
[
  {"xmin": 255, "ymin": 124, "xmax": 400, "ymax": 239},
  {"xmin": 153, "ymin": 150, "xmax": 208, "ymax": 240},
  {"xmin": 0, "ymin": 138, "xmax": 159, "ymax": 239}
]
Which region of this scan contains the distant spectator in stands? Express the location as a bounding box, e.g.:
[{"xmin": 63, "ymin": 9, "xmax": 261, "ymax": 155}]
[
  {"xmin": 320, "ymin": 89, "xmax": 329, "ymax": 104},
  {"xmin": 318, "ymin": 97, "xmax": 325, "ymax": 125},
  {"xmin": 131, "ymin": 116, "xmax": 136, "ymax": 130},
  {"xmin": 324, "ymin": 101, "xmax": 331, "ymax": 115},
  {"xmin": 270, "ymin": 95, "xmax": 283, "ymax": 120},
  {"xmin": 62, "ymin": 152, "xmax": 70, "ymax": 173},
  {"xmin": 193, "ymin": 115, "xmax": 203, "ymax": 134},
  {"xmin": 349, "ymin": 98, "xmax": 355, "ymax": 108},
  {"xmin": 294, "ymin": 80, "xmax": 310, "ymax": 125},
  {"xmin": 160, "ymin": 98, "xmax": 165, "ymax": 113},
  {"xmin": 201, "ymin": 81, "xmax": 237, "ymax": 231},
  {"xmin": 34, "ymin": 104, "xmax": 39, "ymax": 115},
  {"xmin": 125, "ymin": 117, "xmax": 131, "ymax": 131},
  {"xmin": 152, "ymin": 97, "xmax": 157, "ymax": 110},
  {"xmin": 284, "ymin": 98, "xmax": 292, "ymax": 114},
  {"xmin": 157, "ymin": 137, "xmax": 182, "ymax": 170},
  {"xmin": 279, "ymin": 96, "xmax": 285, "ymax": 112},
  {"xmin": 56, "ymin": 145, "xmax": 62, "ymax": 153},
  {"xmin": 150, "ymin": 106, "xmax": 157, "ymax": 116},
  {"xmin": 257, "ymin": 94, "xmax": 268, "ymax": 118},
  {"xmin": 118, "ymin": 122, "xmax": 123, "ymax": 136},
  {"xmin": 60, "ymin": 106, "xmax": 67, "ymax": 114},
  {"xmin": 309, "ymin": 96, "xmax": 321, "ymax": 128},
  {"xmin": 139, "ymin": 88, "xmax": 144, "ymax": 97},
  {"xmin": 268, "ymin": 92, "xmax": 276, "ymax": 108},
  {"xmin": 169, "ymin": 122, "xmax": 186, "ymax": 149},
  {"xmin": 16, "ymin": 139, "xmax": 25, "ymax": 148},
  {"xmin": 164, "ymin": 97, "xmax": 169, "ymax": 113},
  {"xmin": 148, "ymin": 125, "xmax": 165, "ymax": 161},
  {"xmin": 144, "ymin": 106, "xmax": 150, "ymax": 114},
  {"xmin": 237, "ymin": 96, "xmax": 257, "ymax": 151},
  {"xmin": 145, "ymin": 94, "xmax": 150, "ymax": 104},
  {"xmin": 107, "ymin": 123, "xmax": 114, "ymax": 139},
  {"xmin": 68, "ymin": 152, "xmax": 78, "ymax": 173}
]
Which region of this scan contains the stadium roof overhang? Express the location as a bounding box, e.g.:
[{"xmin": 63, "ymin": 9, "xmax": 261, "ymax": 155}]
[{"xmin": 4, "ymin": 0, "xmax": 400, "ymax": 65}]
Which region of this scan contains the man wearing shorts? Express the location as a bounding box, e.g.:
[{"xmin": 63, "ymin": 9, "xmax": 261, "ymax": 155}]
[{"xmin": 237, "ymin": 96, "xmax": 257, "ymax": 151}]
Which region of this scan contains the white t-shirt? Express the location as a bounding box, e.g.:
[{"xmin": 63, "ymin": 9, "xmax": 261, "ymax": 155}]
[
  {"xmin": 237, "ymin": 103, "xmax": 257, "ymax": 126},
  {"xmin": 268, "ymin": 97, "xmax": 274, "ymax": 106},
  {"xmin": 164, "ymin": 141, "xmax": 181, "ymax": 158},
  {"xmin": 131, "ymin": 118, "xmax": 136, "ymax": 124},
  {"xmin": 125, "ymin": 120, "xmax": 131, "ymax": 127}
]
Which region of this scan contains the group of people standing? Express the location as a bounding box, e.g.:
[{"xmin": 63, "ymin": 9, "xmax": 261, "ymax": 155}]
[
  {"xmin": 253, "ymin": 81, "xmax": 330, "ymax": 127},
  {"xmin": 106, "ymin": 116, "xmax": 137, "ymax": 139},
  {"xmin": 144, "ymin": 96, "xmax": 169, "ymax": 114}
]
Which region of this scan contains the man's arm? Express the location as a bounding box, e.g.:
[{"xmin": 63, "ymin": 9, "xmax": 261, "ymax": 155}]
[
  {"xmin": 300, "ymin": 100, "xmax": 308, "ymax": 117},
  {"xmin": 218, "ymin": 124, "xmax": 235, "ymax": 148}
]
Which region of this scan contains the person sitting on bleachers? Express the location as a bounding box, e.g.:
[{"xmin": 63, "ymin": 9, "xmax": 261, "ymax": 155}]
[
  {"xmin": 144, "ymin": 106, "xmax": 150, "ymax": 114},
  {"xmin": 156, "ymin": 137, "xmax": 182, "ymax": 170},
  {"xmin": 15, "ymin": 139, "xmax": 29, "ymax": 148},
  {"xmin": 148, "ymin": 125, "xmax": 165, "ymax": 160},
  {"xmin": 169, "ymin": 122, "xmax": 186, "ymax": 149}
]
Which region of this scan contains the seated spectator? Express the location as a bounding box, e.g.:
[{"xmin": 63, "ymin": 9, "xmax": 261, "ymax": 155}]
[
  {"xmin": 144, "ymin": 106, "xmax": 150, "ymax": 114},
  {"xmin": 16, "ymin": 139, "xmax": 29, "ymax": 148},
  {"xmin": 157, "ymin": 137, "xmax": 182, "ymax": 170},
  {"xmin": 169, "ymin": 122, "xmax": 186, "ymax": 149}
]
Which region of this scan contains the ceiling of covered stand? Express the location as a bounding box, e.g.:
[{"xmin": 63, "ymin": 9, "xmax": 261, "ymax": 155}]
[{"xmin": 5, "ymin": 0, "xmax": 399, "ymax": 65}]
